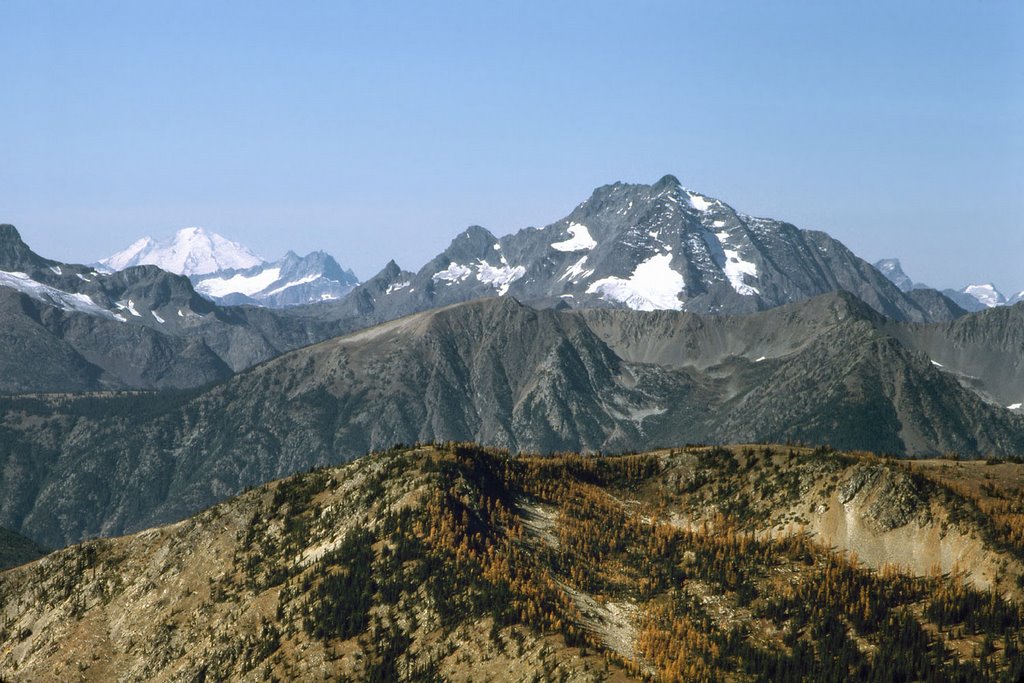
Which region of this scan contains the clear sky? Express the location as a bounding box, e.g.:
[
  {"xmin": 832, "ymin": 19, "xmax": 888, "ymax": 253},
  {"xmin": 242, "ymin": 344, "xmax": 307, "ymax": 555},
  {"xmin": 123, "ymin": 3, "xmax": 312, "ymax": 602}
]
[{"xmin": 2, "ymin": 1, "xmax": 1022, "ymax": 293}]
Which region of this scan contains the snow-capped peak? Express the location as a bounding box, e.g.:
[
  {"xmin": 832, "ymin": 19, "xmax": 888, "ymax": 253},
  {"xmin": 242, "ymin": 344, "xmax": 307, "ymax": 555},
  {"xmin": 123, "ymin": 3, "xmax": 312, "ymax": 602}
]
[
  {"xmin": 961, "ymin": 283, "xmax": 1006, "ymax": 309},
  {"xmin": 100, "ymin": 227, "xmax": 264, "ymax": 276}
]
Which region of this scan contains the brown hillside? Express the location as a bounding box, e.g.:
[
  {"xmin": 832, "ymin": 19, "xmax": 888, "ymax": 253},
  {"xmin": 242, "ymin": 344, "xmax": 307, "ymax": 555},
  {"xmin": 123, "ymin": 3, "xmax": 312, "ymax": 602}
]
[{"xmin": 1, "ymin": 444, "xmax": 1023, "ymax": 682}]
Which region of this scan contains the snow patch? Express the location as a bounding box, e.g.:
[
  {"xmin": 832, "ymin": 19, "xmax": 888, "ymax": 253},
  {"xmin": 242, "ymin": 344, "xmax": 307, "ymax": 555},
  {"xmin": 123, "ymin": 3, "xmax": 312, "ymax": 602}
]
[
  {"xmin": 385, "ymin": 281, "xmax": 411, "ymax": 294},
  {"xmin": 551, "ymin": 223, "xmax": 597, "ymax": 252},
  {"xmin": 49, "ymin": 266, "xmax": 62, "ymax": 275},
  {"xmin": 715, "ymin": 231, "xmax": 760, "ymax": 296},
  {"xmin": 195, "ymin": 267, "xmax": 282, "ymax": 298},
  {"xmin": 586, "ymin": 253, "xmax": 685, "ymax": 311},
  {"xmin": 628, "ymin": 406, "xmax": 667, "ymax": 425},
  {"xmin": 76, "ymin": 273, "xmax": 92, "ymax": 282},
  {"xmin": 0, "ymin": 270, "xmax": 124, "ymax": 321},
  {"xmin": 931, "ymin": 360, "xmax": 943, "ymax": 368},
  {"xmin": 475, "ymin": 260, "xmax": 526, "ymax": 296},
  {"xmin": 263, "ymin": 273, "xmax": 321, "ymax": 297},
  {"xmin": 1007, "ymin": 403, "xmax": 1022, "ymax": 410},
  {"xmin": 755, "ymin": 356, "xmax": 766, "ymax": 363},
  {"xmin": 559, "ymin": 256, "xmax": 594, "ymax": 283},
  {"xmin": 688, "ymin": 193, "xmax": 712, "ymax": 212},
  {"xmin": 151, "ymin": 310, "xmax": 165, "ymax": 324},
  {"xmin": 432, "ymin": 263, "xmax": 473, "ymax": 285},
  {"xmin": 962, "ymin": 284, "xmax": 1005, "ymax": 308}
]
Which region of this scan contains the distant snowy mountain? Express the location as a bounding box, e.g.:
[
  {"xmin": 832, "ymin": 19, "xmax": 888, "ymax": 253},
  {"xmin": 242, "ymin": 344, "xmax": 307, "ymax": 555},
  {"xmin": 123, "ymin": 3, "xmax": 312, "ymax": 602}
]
[
  {"xmin": 100, "ymin": 227, "xmax": 263, "ymax": 275},
  {"xmin": 101, "ymin": 228, "xmax": 359, "ymax": 308},
  {"xmin": 874, "ymin": 258, "xmax": 1017, "ymax": 313},
  {"xmin": 872, "ymin": 259, "xmax": 914, "ymax": 292},
  {"xmin": 192, "ymin": 251, "xmax": 359, "ymax": 307},
  {"xmin": 0, "ymin": 223, "xmax": 346, "ymax": 392},
  {"xmin": 958, "ymin": 284, "xmax": 1007, "ymax": 309}
]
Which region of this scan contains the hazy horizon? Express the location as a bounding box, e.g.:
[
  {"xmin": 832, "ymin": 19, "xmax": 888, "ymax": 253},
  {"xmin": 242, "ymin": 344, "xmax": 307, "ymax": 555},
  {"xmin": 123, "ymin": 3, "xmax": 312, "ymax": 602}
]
[{"xmin": 3, "ymin": 1, "xmax": 1021, "ymax": 293}]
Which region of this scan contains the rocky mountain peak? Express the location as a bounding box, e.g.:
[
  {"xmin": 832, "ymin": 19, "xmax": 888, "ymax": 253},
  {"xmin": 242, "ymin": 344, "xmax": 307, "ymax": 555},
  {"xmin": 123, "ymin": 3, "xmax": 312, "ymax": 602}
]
[
  {"xmin": 962, "ymin": 283, "xmax": 1006, "ymax": 308},
  {"xmin": 0, "ymin": 223, "xmax": 23, "ymax": 243},
  {"xmin": 317, "ymin": 176, "xmax": 964, "ymax": 323},
  {"xmin": 0, "ymin": 223, "xmax": 53, "ymax": 270},
  {"xmin": 447, "ymin": 225, "xmax": 499, "ymax": 253},
  {"xmin": 652, "ymin": 173, "xmax": 682, "ymax": 192},
  {"xmin": 873, "ymin": 258, "xmax": 914, "ymax": 292}
]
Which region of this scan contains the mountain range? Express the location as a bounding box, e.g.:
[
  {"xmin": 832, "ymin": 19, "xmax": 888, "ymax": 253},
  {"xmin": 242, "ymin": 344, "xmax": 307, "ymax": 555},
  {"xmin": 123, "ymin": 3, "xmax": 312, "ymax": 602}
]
[
  {"xmin": 3, "ymin": 175, "xmax": 1024, "ymax": 681},
  {"xmin": 0, "ymin": 224, "xmax": 350, "ymax": 392},
  {"xmin": 101, "ymin": 226, "xmax": 360, "ymax": 308},
  {"xmin": 94, "ymin": 178, "xmax": 974, "ymax": 324},
  {"xmin": 874, "ymin": 257, "xmax": 1024, "ymax": 312},
  {"xmin": 312, "ymin": 175, "xmax": 964, "ymax": 325},
  {"xmin": 0, "ymin": 177, "xmax": 973, "ymax": 394},
  {"xmin": 2, "ymin": 175, "xmax": 1023, "ymax": 548},
  {"xmin": 3, "ymin": 292, "xmax": 1023, "ymax": 549}
]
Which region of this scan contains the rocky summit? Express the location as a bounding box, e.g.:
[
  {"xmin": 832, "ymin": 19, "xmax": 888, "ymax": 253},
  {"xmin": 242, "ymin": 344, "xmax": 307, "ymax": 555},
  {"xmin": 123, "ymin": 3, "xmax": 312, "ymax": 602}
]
[{"xmin": 327, "ymin": 176, "xmax": 963, "ymax": 324}]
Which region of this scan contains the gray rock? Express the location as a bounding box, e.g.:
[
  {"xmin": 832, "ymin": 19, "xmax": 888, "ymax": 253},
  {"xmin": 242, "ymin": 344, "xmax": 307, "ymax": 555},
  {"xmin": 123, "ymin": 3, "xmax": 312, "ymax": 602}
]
[{"xmin": 3, "ymin": 292, "xmax": 1023, "ymax": 548}]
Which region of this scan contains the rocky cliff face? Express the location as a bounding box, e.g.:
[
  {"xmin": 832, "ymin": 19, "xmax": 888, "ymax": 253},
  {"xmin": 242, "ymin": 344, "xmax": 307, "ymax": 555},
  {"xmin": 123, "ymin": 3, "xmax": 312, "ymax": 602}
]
[{"xmin": 895, "ymin": 301, "xmax": 1024, "ymax": 412}]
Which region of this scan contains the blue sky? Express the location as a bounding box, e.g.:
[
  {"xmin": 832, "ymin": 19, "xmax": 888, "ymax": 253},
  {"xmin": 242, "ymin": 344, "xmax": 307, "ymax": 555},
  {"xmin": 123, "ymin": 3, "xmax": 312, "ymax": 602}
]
[{"xmin": 2, "ymin": 1, "xmax": 1022, "ymax": 292}]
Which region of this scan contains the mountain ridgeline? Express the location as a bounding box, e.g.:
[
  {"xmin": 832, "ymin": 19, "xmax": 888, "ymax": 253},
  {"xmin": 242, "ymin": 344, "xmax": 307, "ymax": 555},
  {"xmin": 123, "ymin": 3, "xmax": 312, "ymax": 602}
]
[
  {"xmin": 315, "ymin": 175, "xmax": 965, "ymax": 326},
  {"xmin": 101, "ymin": 226, "xmax": 360, "ymax": 308},
  {"xmin": 191, "ymin": 249, "xmax": 359, "ymax": 307},
  {"xmin": 0, "ymin": 224, "xmax": 353, "ymax": 392},
  {"xmin": 1, "ymin": 177, "xmax": 970, "ymax": 394},
  {"xmin": 2, "ymin": 293, "xmax": 1023, "ymax": 548},
  {"xmin": 2, "ymin": 444, "xmax": 1022, "ymax": 681}
]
